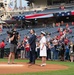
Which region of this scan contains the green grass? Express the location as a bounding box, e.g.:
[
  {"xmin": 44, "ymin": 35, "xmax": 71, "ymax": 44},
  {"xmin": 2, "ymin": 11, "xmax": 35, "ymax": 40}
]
[{"xmin": 0, "ymin": 59, "xmax": 74, "ymax": 75}]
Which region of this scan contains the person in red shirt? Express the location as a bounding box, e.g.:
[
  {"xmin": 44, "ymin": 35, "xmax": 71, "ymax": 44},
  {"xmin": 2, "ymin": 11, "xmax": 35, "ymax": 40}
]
[
  {"xmin": 72, "ymin": 22, "xmax": 74, "ymax": 25},
  {"xmin": 24, "ymin": 36, "xmax": 30, "ymax": 58},
  {"xmin": 57, "ymin": 28, "xmax": 60, "ymax": 32},
  {"xmin": 59, "ymin": 31, "xmax": 63, "ymax": 36},
  {"xmin": 64, "ymin": 37, "xmax": 69, "ymax": 45},
  {"xmin": 24, "ymin": 36, "xmax": 28, "ymax": 42},
  {"xmin": 69, "ymin": 29, "xmax": 72, "ymax": 34},
  {"xmin": 57, "ymin": 35, "xmax": 61, "ymax": 41},
  {"xmin": 0, "ymin": 40, "xmax": 5, "ymax": 58},
  {"xmin": 56, "ymin": 23, "xmax": 59, "ymax": 27}
]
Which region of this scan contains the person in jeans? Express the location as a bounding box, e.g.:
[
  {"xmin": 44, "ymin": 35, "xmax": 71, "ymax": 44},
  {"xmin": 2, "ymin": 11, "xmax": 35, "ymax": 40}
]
[
  {"xmin": 21, "ymin": 41, "xmax": 25, "ymax": 59},
  {"xmin": 52, "ymin": 38, "xmax": 58, "ymax": 60},
  {"xmin": 25, "ymin": 39, "xmax": 30, "ymax": 59},
  {"xmin": 69, "ymin": 41, "xmax": 74, "ymax": 62},
  {"xmin": 47, "ymin": 42, "xmax": 51, "ymax": 60}
]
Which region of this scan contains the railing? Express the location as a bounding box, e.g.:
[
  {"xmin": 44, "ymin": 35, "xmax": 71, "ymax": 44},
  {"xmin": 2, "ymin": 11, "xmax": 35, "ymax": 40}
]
[{"xmin": 0, "ymin": 48, "xmax": 10, "ymax": 58}]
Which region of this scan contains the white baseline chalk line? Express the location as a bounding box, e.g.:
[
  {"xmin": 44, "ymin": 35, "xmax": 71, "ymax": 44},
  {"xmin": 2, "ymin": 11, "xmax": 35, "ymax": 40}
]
[{"xmin": 0, "ymin": 64, "xmax": 24, "ymax": 67}]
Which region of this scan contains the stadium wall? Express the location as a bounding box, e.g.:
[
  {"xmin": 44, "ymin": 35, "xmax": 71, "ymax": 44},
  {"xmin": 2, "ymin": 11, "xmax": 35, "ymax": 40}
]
[{"xmin": 34, "ymin": 0, "xmax": 47, "ymax": 7}]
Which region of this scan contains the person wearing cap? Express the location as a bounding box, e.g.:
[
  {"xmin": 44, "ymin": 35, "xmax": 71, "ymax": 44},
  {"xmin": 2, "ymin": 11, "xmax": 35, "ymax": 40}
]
[{"xmin": 40, "ymin": 31, "xmax": 47, "ymax": 66}]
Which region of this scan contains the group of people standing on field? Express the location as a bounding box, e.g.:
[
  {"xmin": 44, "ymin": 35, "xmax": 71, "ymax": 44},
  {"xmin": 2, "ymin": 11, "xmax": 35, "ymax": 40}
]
[
  {"xmin": 7, "ymin": 24, "xmax": 74, "ymax": 66},
  {"xmin": 0, "ymin": 22, "xmax": 74, "ymax": 66},
  {"xmin": 7, "ymin": 28, "xmax": 47, "ymax": 66}
]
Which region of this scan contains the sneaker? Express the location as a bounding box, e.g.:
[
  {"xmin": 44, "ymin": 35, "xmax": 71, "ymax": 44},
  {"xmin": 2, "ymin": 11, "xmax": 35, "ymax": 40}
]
[
  {"xmin": 8, "ymin": 61, "xmax": 10, "ymax": 64},
  {"xmin": 43, "ymin": 63, "xmax": 46, "ymax": 66},
  {"xmin": 41, "ymin": 63, "xmax": 46, "ymax": 66},
  {"xmin": 41, "ymin": 64, "xmax": 44, "ymax": 67}
]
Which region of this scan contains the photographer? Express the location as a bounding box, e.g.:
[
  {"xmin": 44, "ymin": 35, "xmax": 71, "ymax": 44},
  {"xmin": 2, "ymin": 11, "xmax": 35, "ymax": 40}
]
[{"xmin": 7, "ymin": 28, "xmax": 20, "ymax": 64}]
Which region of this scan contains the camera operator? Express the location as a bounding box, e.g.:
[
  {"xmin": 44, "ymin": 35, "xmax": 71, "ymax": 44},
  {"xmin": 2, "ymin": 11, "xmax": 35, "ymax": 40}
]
[{"xmin": 7, "ymin": 28, "xmax": 20, "ymax": 64}]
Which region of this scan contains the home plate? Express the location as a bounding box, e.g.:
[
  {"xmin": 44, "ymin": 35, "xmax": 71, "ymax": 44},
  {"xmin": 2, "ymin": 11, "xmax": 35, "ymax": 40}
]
[{"xmin": 0, "ymin": 64, "xmax": 24, "ymax": 67}]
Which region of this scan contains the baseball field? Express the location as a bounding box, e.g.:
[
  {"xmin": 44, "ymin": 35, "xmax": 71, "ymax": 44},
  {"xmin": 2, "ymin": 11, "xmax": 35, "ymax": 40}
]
[{"xmin": 0, "ymin": 59, "xmax": 74, "ymax": 75}]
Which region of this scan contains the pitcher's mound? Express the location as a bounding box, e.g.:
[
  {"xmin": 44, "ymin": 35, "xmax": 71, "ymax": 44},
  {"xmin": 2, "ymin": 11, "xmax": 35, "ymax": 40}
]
[{"xmin": 0, "ymin": 62, "xmax": 68, "ymax": 74}]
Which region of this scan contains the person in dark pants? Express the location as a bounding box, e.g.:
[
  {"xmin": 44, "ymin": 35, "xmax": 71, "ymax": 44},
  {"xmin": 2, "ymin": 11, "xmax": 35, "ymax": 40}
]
[
  {"xmin": 47, "ymin": 42, "xmax": 51, "ymax": 60},
  {"xmin": 0, "ymin": 40, "xmax": 5, "ymax": 58},
  {"xmin": 28, "ymin": 29, "xmax": 36, "ymax": 64}
]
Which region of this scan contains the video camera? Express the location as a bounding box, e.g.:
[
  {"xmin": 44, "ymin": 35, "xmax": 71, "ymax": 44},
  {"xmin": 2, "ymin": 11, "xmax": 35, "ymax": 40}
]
[{"xmin": 7, "ymin": 29, "xmax": 19, "ymax": 37}]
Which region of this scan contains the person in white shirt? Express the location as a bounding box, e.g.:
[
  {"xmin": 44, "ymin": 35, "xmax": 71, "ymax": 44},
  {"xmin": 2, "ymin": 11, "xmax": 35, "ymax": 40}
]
[{"xmin": 40, "ymin": 31, "xmax": 47, "ymax": 66}]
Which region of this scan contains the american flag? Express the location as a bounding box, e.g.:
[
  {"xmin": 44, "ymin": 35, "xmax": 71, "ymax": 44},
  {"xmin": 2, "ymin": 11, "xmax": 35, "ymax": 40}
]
[
  {"xmin": 71, "ymin": 10, "xmax": 74, "ymax": 15},
  {"xmin": 25, "ymin": 13, "xmax": 53, "ymax": 19},
  {"xmin": 56, "ymin": 11, "xmax": 71, "ymax": 17}
]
